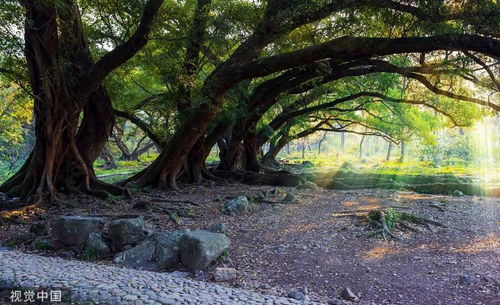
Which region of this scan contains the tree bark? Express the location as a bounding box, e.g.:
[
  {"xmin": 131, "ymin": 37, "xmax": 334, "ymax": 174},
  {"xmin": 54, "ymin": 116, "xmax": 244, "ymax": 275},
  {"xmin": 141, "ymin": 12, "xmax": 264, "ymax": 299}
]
[
  {"xmin": 0, "ymin": 0, "xmax": 163, "ymax": 203},
  {"xmin": 399, "ymin": 141, "xmax": 406, "ymax": 163},
  {"xmin": 386, "ymin": 141, "xmax": 393, "ymax": 161},
  {"xmin": 100, "ymin": 147, "xmax": 117, "ymax": 170},
  {"xmin": 359, "ymin": 135, "xmax": 366, "ymax": 160}
]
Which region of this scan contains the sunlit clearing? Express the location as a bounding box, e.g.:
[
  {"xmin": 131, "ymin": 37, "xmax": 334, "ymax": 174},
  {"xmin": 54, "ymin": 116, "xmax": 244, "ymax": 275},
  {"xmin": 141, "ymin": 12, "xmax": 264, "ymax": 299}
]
[
  {"xmin": 471, "ymin": 118, "xmax": 499, "ymax": 192},
  {"xmin": 341, "ymin": 200, "xmax": 358, "ymax": 207},
  {"xmin": 362, "ymin": 245, "xmax": 400, "ymax": 260},
  {"xmin": 283, "ymin": 223, "xmax": 319, "ymax": 234},
  {"xmin": 0, "ymin": 204, "xmax": 43, "ymax": 220},
  {"xmin": 451, "ymin": 233, "xmax": 500, "ymax": 254}
]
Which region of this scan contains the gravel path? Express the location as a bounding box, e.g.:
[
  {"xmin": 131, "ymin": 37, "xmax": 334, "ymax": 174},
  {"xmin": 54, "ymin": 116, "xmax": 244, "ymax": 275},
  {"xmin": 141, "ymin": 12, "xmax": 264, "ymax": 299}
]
[{"xmin": 0, "ymin": 250, "xmax": 324, "ymax": 305}]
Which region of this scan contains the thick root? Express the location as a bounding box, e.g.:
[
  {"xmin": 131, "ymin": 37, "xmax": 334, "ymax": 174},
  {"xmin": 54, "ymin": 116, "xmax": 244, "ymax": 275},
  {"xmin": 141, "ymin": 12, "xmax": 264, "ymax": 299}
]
[{"xmin": 338, "ymin": 208, "xmax": 444, "ymax": 241}]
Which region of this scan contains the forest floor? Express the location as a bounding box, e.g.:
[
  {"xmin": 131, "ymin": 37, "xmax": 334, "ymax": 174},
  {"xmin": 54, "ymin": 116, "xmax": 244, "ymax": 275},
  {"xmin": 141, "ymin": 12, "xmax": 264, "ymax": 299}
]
[{"xmin": 0, "ymin": 183, "xmax": 499, "ymax": 305}]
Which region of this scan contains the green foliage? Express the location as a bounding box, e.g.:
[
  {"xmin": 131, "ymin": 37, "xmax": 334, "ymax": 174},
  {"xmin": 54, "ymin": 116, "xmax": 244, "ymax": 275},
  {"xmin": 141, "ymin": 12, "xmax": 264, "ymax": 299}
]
[
  {"xmin": 5, "ymin": 240, "xmax": 16, "ymax": 248},
  {"xmin": 382, "ymin": 208, "xmax": 400, "ymax": 230},
  {"xmin": 35, "ymin": 241, "xmax": 51, "ymax": 251},
  {"xmin": 217, "ymin": 250, "xmax": 230, "ymax": 263},
  {"xmin": 170, "ymin": 212, "xmax": 180, "ymax": 223},
  {"xmin": 83, "ymin": 248, "xmax": 102, "ymax": 261},
  {"xmin": 418, "ymin": 129, "xmax": 475, "ymax": 166}
]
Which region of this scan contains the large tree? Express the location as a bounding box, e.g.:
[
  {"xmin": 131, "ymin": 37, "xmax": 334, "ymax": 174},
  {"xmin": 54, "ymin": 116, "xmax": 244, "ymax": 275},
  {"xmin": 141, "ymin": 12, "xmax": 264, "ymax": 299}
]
[
  {"xmin": 0, "ymin": 0, "xmax": 164, "ymax": 203},
  {"xmin": 124, "ymin": 0, "xmax": 499, "ymax": 190}
]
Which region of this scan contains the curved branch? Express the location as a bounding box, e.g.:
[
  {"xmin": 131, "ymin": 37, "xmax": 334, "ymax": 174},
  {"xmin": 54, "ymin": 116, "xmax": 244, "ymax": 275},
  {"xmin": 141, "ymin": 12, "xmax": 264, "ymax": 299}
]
[
  {"xmin": 114, "ymin": 109, "xmax": 166, "ymax": 147},
  {"xmin": 463, "ymin": 51, "xmax": 500, "ymax": 91},
  {"xmin": 80, "ymin": 0, "xmax": 164, "ymax": 94},
  {"xmin": 237, "ymin": 35, "xmax": 500, "ymax": 81}
]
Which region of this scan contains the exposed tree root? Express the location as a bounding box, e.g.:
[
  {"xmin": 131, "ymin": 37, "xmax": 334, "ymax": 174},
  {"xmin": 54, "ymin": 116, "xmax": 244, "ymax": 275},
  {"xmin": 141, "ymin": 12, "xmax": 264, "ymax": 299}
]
[
  {"xmin": 130, "ymin": 198, "xmax": 197, "ymax": 226},
  {"xmin": 338, "ymin": 208, "xmax": 444, "ymax": 240},
  {"xmin": 252, "ymin": 188, "xmax": 298, "ymax": 204},
  {"xmin": 367, "ymin": 210, "xmax": 401, "ymax": 241}
]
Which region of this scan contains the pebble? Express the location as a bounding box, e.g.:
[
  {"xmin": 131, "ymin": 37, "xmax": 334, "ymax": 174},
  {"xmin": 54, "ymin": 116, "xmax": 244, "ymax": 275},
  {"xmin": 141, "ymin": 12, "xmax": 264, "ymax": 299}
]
[
  {"xmin": 0, "ymin": 249, "xmax": 325, "ymax": 304},
  {"xmin": 340, "ymin": 287, "xmax": 358, "ymax": 301}
]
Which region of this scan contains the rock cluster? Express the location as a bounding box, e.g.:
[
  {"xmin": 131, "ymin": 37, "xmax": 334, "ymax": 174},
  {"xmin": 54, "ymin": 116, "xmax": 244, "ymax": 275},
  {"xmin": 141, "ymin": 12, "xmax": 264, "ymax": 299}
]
[{"xmin": 49, "ymin": 215, "xmax": 230, "ymax": 272}]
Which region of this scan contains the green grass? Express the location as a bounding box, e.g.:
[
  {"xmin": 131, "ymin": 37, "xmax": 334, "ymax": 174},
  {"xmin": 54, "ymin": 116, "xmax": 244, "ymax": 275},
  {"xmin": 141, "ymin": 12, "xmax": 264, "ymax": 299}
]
[
  {"xmin": 93, "ymin": 154, "xmax": 158, "ymax": 183},
  {"xmin": 280, "ymin": 152, "xmax": 500, "ymax": 178},
  {"xmin": 35, "ymin": 241, "xmax": 51, "ymax": 251},
  {"xmin": 83, "ymin": 248, "xmax": 102, "ymax": 261}
]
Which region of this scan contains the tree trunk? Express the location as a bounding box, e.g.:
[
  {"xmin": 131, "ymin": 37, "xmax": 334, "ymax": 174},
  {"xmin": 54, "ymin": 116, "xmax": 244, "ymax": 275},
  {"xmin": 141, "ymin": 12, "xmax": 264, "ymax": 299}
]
[
  {"xmin": 0, "ymin": 2, "xmax": 84, "ymax": 203},
  {"xmin": 262, "ymin": 132, "xmax": 289, "ymax": 168},
  {"xmin": 241, "ymin": 131, "xmax": 261, "ymax": 172},
  {"xmin": 359, "ymin": 135, "xmax": 366, "ymax": 160},
  {"xmin": 399, "ymin": 141, "xmax": 406, "ymax": 163},
  {"xmin": 318, "ymin": 132, "xmax": 327, "ymax": 154},
  {"xmin": 386, "ymin": 142, "xmax": 392, "ymax": 161},
  {"xmin": 100, "ymin": 147, "xmax": 117, "ymax": 170},
  {"xmin": 0, "ymin": 0, "xmax": 161, "ymax": 202}
]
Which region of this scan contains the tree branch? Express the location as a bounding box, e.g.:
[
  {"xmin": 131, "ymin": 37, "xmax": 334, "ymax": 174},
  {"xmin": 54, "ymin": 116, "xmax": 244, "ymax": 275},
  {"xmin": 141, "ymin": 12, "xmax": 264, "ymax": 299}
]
[
  {"xmin": 80, "ymin": 0, "xmax": 164, "ymax": 94},
  {"xmin": 237, "ymin": 35, "xmax": 500, "ymax": 81},
  {"xmin": 114, "ymin": 109, "xmax": 166, "ymax": 147}
]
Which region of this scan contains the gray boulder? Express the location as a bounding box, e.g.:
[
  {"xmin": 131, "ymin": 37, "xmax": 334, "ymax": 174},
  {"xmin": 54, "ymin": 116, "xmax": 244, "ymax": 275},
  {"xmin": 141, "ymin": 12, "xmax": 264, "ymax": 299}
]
[
  {"xmin": 222, "ymin": 196, "xmax": 249, "ymax": 215},
  {"xmin": 207, "ymin": 223, "xmax": 227, "ymax": 233},
  {"xmin": 150, "ymin": 230, "xmax": 186, "ymax": 270},
  {"xmin": 180, "ymin": 230, "xmax": 230, "ymax": 270},
  {"xmin": 109, "ymin": 217, "xmax": 146, "ymax": 250},
  {"xmin": 114, "ymin": 230, "xmax": 187, "ymax": 270},
  {"xmin": 50, "ymin": 216, "xmax": 106, "ymax": 246},
  {"xmin": 86, "ymin": 233, "xmax": 110, "ymax": 257},
  {"xmin": 113, "ymin": 240, "xmax": 156, "ymax": 269}
]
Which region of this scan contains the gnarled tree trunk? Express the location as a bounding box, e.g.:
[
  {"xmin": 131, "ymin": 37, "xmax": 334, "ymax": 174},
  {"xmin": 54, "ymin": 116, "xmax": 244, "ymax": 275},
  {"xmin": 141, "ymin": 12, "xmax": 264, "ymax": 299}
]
[{"xmin": 0, "ymin": 0, "xmax": 162, "ymax": 203}]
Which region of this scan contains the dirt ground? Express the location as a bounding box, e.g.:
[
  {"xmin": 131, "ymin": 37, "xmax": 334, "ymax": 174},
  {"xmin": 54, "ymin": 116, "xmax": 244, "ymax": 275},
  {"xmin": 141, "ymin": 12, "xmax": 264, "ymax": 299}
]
[{"xmin": 1, "ymin": 183, "xmax": 499, "ymax": 305}]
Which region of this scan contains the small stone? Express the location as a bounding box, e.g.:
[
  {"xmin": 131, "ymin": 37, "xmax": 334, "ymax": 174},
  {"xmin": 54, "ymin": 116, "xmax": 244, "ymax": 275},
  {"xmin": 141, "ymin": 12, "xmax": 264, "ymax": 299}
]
[
  {"xmin": 282, "ymin": 192, "xmax": 299, "ymax": 204},
  {"xmin": 459, "ymin": 275, "xmax": 479, "ymax": 285},
  {"xmin": 207, "ymin": 223, "xmax": 227, "ymax": 233},
  {"xmin": 214, "ymin": 267, "xmax": 237, "ymax": 282},
  {"xmin": 297, "ymin": 286, "xmax": 308, "ymax": 295},
  {"xmin": 222, "ymin": 196, "xmax": 249, "ymax": 216},
  {"xmin": 340, "ymin": 287, "xmax": 358, "ymax": 301},
  {"xmin": 123, "ymin": 295, "xmax": 139, "ymax": 301},
  {"xmin": 327, "ymin": 298, "xmax": 343, "ymax": 305},
  {"xmin": 169, "ymin": 271, "xmax": 191, "ymax": 278},
  {"xmin": 287, "ymin": 291, "xmax": 306, "ymax": 301}
]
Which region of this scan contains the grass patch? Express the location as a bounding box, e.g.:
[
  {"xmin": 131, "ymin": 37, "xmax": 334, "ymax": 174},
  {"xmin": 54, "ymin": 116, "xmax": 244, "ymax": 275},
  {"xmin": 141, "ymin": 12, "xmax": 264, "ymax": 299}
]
[{"xmin": 83, "ymin": 248, "xmax": 102, "ymax": 261}]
